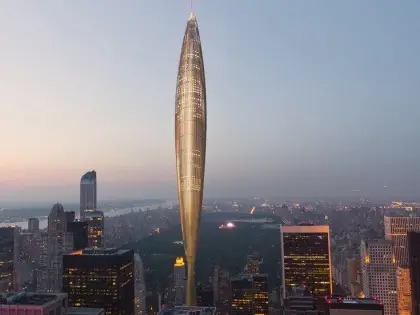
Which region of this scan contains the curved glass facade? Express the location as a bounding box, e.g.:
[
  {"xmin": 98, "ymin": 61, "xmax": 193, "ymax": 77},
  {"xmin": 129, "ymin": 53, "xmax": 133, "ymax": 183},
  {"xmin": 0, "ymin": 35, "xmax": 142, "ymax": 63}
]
[{"xmin": 175, "ymin": 13, "xmax": 207, "ymax": 305}]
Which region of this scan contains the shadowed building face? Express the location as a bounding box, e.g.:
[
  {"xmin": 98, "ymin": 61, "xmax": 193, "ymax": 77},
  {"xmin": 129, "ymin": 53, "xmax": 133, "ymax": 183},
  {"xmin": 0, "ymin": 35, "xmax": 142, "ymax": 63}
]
[{"xmin": 175, "ymin": 13, "xmax": 207, "ymax": 305}]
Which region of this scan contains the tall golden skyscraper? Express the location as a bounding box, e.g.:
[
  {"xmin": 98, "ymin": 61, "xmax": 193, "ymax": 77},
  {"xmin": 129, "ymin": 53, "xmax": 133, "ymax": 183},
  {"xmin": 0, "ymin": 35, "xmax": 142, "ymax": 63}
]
[{"xmin": 175, "ymin": 12, "xmax": 207, "ymax": 305}]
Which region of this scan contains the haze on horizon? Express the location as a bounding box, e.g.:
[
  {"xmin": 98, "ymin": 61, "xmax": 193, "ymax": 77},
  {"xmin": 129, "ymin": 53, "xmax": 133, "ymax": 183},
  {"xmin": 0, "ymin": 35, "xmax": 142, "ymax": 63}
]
[{"xmin": 1, "ymin": 0, "xmax": 419, "ymax": 203}]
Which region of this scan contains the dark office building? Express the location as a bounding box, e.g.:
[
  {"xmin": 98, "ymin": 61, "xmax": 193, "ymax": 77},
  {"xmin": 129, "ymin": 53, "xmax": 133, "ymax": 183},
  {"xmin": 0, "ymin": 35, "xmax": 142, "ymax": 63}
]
[
  {"xmin": 231, "ymin": 276, "xmax": 253, "ymax": 315},
  {"xmin": 231, "ymin": 275, "xmax": 269, "ymax": 315},
  {"xmin": 85, "ymin": 210, "xmax": 104, "ymax": 248},
  {"xmin": 67, "ymin": 221, "xmax": 89, "ymax": 250},
  {"xmin": 281, "ymin": 226, "xmax": 332, "ymax": 298},
  {"xmin": 63, "ymin": 248, "xmax": 134, "ymax": 315},
  {"xmin": 196, "ymin": 285, "xmax": 214, "ymax": 307},
  {"xmin": 0, "ymin": 227, "xmax": 18, "ymax": 292},
  {"xmin": 213, "ymin": 266, "xmax": 231, "ymax": 315},
  {"xmin": 409, "ymin": 231, "xmax": 420, "ymax": 315},
  {"xmin": 253, "ymin": 275, "xmax": 269, "ymax": 315},
  {"xmin": 65, "ymin": 211, "xmax": 76, "ymax": 224}
]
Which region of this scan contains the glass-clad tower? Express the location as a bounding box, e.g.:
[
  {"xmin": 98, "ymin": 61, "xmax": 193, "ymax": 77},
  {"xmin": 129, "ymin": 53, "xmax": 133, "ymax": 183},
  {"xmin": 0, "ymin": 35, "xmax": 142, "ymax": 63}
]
[
  {"xmin": 280, "ymin": 225, "xmax": 332, "ymax": 298},
  {"xmin": 80, "ymin": 170, "xmax": 97, "ymax": 220},
  {"xmin": 175, "ymin": 12, "xmax": 207, "ymax": 305}
]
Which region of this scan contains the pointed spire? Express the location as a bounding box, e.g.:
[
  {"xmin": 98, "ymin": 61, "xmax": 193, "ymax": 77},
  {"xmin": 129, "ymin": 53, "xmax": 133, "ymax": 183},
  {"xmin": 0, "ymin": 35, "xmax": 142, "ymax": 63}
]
[{"xmin": 188, "ymin": 12, "xmax": 195, "ymax": 21}]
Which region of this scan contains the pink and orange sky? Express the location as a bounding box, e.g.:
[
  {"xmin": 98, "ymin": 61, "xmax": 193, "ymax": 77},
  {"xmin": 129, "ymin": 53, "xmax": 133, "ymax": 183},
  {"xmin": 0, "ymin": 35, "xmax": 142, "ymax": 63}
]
[{"xmin": 1, "ymin": 0, "xmax": 420, "ymax": 203}]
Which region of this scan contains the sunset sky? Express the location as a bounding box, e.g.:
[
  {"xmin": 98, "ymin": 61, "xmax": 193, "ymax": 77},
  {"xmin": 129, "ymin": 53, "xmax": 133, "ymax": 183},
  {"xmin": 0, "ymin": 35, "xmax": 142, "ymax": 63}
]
[{"xmin": 1, "ymin": 0, "xmax": 419, "ymax": 202}]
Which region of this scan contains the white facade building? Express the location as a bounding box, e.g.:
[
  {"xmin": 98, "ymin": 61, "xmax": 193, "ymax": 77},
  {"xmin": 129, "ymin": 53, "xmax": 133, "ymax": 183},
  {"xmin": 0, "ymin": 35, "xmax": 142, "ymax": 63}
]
[{"xmin": 360, "ymin": 239, "xmax": 397, "ymax": 315}]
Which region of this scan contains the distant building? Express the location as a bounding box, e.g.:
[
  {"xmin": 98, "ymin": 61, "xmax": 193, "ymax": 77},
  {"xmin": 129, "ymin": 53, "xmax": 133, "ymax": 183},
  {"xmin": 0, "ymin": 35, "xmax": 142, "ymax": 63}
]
[
  {"xmin": 174, "ymin": 257, "xmax": 186, "ymax": 305},
  {"xmin": 244, "ymin": 253, "xmax": 262, "ymax": 275},
  {"xmin": 408, "ymin": 231, "xmax": 420, "ymax": 315},
  {"xmin": 0, "ymin": 227, "xmax": 19, "ymax": 292},
  {"xmin": 346, "ymin": 256, "xmax": 362, "ymax": 297},
  {"xmin": 283, "ymin": 285, "xmax": 320, "ymax": 315},
  {"xmin": 134, "ymin": 253, "xmax": 146, "ymax": 315},
  {"xmin": 231, "ymin": 274, "xmax": 268, "ymax": 315},
  {"xmin": 65, "ymin": 211, "xmax": 76, "ymax": 224},
  {"xmin": 0, "ymin": 292, "xmax": 68, "ymax": 315},
  {"xmin": 80, "ymin": 171, "xmax": 97, "ymax": 220},
  {"xmin": 63, "ymin": 248, "xmax": 134, "ymax": 315},
  {"xmin": 84, "ymin": 211, "xmax": 104, "ymax": 248},
  {"xmin": 28, "ymin": 218, "xmax": 40, "ymax": 233},
  {"xmin": 360, "ymin": 239, "xmax": 397, "ymax": 315},
  {"xmin": 323, "ymin": 296, "xmax": 384, "ymax": 315},
  {"xmin": 67, "ymin": 221, "xmax": 89, "ymax": 251},
  {"xmin": 280, "ymin": 225, "xmax": 332, "ymax": 298},
  {"xmin": 37, "ymin": 203, "xmax": 73, "ymax": 293}
]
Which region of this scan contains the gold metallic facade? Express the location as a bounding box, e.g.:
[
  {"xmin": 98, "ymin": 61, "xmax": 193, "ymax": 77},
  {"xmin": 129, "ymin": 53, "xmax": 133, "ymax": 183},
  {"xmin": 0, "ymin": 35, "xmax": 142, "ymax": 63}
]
[{"xmin": 175, "ymin": 12, "xmax": 207, "ymax": 305}]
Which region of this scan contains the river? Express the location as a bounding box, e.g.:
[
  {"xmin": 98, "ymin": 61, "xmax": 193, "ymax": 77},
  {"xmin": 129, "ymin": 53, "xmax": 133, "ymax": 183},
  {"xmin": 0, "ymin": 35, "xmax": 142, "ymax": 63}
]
[{"xmin": 0, "ymin": 201, "xmax": 174, "ymax": 229}]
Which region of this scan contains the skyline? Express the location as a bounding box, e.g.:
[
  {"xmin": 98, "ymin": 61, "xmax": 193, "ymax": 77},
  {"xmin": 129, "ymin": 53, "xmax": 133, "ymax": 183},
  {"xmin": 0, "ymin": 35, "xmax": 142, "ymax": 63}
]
[{"xmin": 1, "ymin": 1, "xmax": 420, "ymax": 202}]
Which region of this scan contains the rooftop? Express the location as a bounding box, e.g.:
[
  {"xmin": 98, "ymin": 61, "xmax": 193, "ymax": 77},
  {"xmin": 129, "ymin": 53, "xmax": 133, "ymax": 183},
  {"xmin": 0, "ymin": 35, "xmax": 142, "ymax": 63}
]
[
  {"xmin": 68, "ymin": 248, "xmax": 130, "ymax": 256},
  {"xmin": 68, "ymin": 307, "xmax": 104, "ymax": 315},
  {"xmin": 81, "ymin": 171, "xmax": 96, "ymax": 181},
  {"xmin": 0, "ymin": 292, "xmax": 66, "ymax": 306},
  {"xmin": 325, "ymin": 296, "xmax": 381, "ymax": 305},
  {"xmin": 159, "ymin": 306, "xmax": 216, "ymax": 315}
]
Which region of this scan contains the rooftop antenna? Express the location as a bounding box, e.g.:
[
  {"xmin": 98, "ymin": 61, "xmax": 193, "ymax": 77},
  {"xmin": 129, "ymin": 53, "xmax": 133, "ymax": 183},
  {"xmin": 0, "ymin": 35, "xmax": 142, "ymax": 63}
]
[{"xmin": 190, "ymin": 0, "xmax": 193, "ymax": 11}]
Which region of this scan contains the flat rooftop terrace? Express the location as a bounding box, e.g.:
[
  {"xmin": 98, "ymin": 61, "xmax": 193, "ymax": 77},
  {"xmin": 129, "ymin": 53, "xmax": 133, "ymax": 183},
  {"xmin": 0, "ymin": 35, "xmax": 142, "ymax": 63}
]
[
  {"xmin": 0, "ymin": 293, "xmax": 66, "ymax": 306},
  {"xmin": 159, "ymin": 306, "xmax": 216, "ymax": 315}
]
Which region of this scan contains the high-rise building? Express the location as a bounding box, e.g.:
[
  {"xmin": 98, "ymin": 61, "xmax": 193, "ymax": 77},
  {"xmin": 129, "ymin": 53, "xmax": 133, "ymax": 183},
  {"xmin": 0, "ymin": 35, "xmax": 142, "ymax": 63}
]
[
  {"xmin": 252, "ymin": 275, "xmax": 269, "ymax": 315},
  {"xmin": 360, "ymin": 239, "xmax": 397, "ymax": 315},
  {"xmin": 231, "ymin": 275, "xmax": 268, "ymax": 315},
  {"xmin": 174, "ymin": 257, "xmax": 186, "ymax": 305},
  {"xmin": 408, "ymin": 231, "xmax": 420, "ymax": 315},
  {"xmin": 134, "ymin": 253, "xmax": 146, "ymax": 315},
  {"xmin": 63, "ymin": 248, "xmax": 134, "ymax": 315},
  {"xmin": 396, "ymin": 267, "xmax": 411, "ymax": 315},
  {"xmin": 37, "ymin": 203, "xmax": 73, "ymax": 293},
  {"xmin": 383, "ymin": 215, "xmax": 420, "ymax": 315},
  {"xmin": 384, "ymin": 215, "xmax": 420, "ymax": 266},
  {"xmin": 175, "ymin": 12, "xmax": 207, "ymax": 306},
  {"xmin": 280, "ymin": 225, "xmax": 332, "ymax": 298},
  {"xmin": 67, "ymin": 221, "xmax": 89, "ymax": 251},
  {"xmin": 80, "ymin": 171, "xmax": 97, "ymax": 220},
  {"xmin": 213, "ymin": 266, "xmax": 230, "ymax": 315},
  {"xmin": 28, "ymin": 218, "xmax": 40, "ymax": 233},
  {"xmin": 84, "ymin": 211, "xmax": 104, "ymax": 248},
  {"xmin": 0, "ymin": 227, "xmax": 19, "ymax": 292},
  {"xmin": 231, "ymin": 276, "xmax": 253, "ymax": 315}
]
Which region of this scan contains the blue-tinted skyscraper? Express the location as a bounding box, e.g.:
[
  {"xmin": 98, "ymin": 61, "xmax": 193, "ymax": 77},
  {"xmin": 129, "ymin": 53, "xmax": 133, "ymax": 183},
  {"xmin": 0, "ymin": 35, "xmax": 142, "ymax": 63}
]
[{"xmin": 80, "ymin": 170, "xmax": 97, "ymax": 220}]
